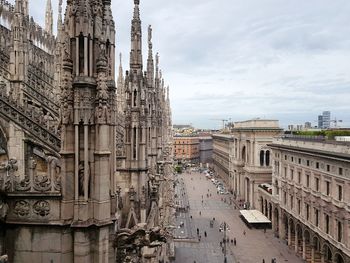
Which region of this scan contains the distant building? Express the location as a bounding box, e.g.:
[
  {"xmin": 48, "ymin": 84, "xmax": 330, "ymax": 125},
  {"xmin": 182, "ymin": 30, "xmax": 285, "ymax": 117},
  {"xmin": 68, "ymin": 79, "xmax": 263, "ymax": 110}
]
[
  {"xmin": 174, "ymin": 136, "xmax": 200, "ymax": 164},
  {"xmin": 304, "ymin": 122, "xmax": 312, "ymax": 129},
  {"xmin": 199, "ymin": 136, "xmax": 213, "ymax": 166},
  {"xmin": 212, "ymin": 134, "xmax": 233, "ymax": 188},
  {"xmin": 323, "ymin": 111, "xmax": 331, "ymax": 129},
  {"xmin": 318, "ymin": 111, "xmax": 331, "ymax": 129}
]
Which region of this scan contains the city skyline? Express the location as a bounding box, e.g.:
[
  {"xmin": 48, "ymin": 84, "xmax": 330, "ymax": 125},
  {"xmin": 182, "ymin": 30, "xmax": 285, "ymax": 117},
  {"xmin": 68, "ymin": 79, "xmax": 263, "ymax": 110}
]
[{"xmin": 23, "ymin": 0, "xmax": 350, "ymax": 129}]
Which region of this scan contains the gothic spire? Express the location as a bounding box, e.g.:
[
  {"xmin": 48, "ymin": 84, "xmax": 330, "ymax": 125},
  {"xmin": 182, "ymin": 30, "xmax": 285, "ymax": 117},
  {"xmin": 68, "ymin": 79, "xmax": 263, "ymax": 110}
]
[
  {"xmin": 147, "ymin": 25, "xmax": 154, "ymax": 88},
  {"xmin": 45, "ymin": 0, "xmax": 53, "ymax": 35},
  {"xmin": 130, "ymin": 0, "xmax": 143, "ymax": 71},
  {"xmin": 57, "ymin": 0, "xmax": 63, "ymax": 37},
  {"xmin": 118, "ymin": 53, "xmax": 124, "ymax": 84}
]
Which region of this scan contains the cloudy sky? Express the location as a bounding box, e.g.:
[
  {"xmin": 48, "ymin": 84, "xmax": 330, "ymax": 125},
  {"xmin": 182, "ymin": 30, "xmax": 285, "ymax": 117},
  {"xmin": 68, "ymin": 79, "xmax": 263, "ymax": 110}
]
[{"xmin": 19, "ymin": 0, "xmax": 350, "ymax": 129}]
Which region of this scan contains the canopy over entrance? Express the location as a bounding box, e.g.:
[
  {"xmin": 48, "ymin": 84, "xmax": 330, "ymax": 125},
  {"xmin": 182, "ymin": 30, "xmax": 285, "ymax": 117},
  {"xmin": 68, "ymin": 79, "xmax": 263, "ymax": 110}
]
[{"xmin": 240, "ymin": 210, "xmax": 271, "ymax": 228}]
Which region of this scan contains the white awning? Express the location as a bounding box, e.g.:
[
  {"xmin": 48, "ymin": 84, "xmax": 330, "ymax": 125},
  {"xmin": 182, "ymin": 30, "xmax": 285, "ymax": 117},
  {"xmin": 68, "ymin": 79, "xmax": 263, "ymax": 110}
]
[{"xmin": 240, "ymin": 210, "xmax": 271, "ymax": 224}]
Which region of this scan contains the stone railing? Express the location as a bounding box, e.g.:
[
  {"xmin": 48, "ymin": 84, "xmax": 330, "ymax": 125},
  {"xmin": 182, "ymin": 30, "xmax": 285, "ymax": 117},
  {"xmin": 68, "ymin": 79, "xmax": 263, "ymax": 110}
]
[
  {"xmin": 0, "ymin": 87, "xmax": 61, "ymax": 153},
  {"xmin": 0, "ymin": 158, "xmax": 61, "ymax": 194}
]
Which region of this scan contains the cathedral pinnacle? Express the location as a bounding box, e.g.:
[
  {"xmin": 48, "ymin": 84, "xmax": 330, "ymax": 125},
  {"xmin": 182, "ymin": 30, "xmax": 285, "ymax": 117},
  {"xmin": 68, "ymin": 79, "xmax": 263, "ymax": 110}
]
[
  {"xmin": 45, "ymin": 0, "xmax": 53, "ymax": 35},
  {"xmin": 130, "ymin": 0, "xmax": 143, "ymax": 71},
  {"xmin": 147, "ymin": 25, "xmax": 154, "ymax": 88}
]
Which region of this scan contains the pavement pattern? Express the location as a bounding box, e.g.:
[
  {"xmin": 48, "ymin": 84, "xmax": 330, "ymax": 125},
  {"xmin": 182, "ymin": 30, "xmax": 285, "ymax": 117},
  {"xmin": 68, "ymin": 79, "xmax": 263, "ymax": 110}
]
[{"xmin": 173, "ymin": 170, "xmax": 304, "ymax": 263}]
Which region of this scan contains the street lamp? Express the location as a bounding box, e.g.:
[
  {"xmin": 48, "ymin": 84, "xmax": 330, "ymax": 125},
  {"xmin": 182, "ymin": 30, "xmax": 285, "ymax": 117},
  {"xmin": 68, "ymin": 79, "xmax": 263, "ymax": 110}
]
[{"xmin": 219, "ymin": 221, "xmax": 230, "ymax": 263}]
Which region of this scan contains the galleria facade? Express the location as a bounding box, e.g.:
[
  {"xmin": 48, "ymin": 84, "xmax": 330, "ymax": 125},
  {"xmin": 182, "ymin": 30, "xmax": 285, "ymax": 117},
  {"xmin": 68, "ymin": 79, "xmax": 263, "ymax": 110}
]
[
  {"xmin": 213, "ymin": 120, "xmax": 350, "ymax": 263},
  {"xmin": 0, "ymin": 0, "xmax": 174, "ymax": 262}
]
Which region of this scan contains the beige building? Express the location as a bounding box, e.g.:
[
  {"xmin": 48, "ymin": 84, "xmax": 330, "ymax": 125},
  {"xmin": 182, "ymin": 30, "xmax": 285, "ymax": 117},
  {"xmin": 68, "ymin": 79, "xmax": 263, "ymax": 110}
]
[
  {"xmin": 230, "ymin": 119, "xmax": 282, "ymax": 208},
  {"xmin": 212, "ymin": 134, "xmax": 233, "ymax": 188},
  {"xmin": 267, "ymin": 136, "xmax": 350, "ymax": 263}
]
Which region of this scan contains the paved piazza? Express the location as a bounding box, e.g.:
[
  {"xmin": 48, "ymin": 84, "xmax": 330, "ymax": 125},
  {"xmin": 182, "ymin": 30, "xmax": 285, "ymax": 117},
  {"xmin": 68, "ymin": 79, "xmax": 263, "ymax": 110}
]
[{"xmin": 173, "ymin": 170, "xmax": 304, "ymax": 263}]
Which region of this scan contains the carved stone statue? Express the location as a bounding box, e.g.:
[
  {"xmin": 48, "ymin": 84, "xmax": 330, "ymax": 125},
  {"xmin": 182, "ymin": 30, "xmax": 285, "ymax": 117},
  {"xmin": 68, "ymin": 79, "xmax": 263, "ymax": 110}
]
[{"xmin": 0, "ymin": 192, "xmax": 8, "ymax": 222}]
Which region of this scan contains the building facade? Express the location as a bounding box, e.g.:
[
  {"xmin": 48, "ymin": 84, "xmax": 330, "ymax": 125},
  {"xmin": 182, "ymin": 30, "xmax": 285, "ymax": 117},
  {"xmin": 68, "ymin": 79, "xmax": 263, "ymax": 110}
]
[
  {"xmin": 212, "ymin": 134, "xmax": 233, "ymax": 188},
  {"xmin": 0, "ymin": 0, "xmax": 174, "ymax": 262},
  {"xmin": 173, "ymin": 136, "xmax": 200, "ymax": 164},
  {"xmin": 230, "ymin": 119, "xmax": 282, "ymax": 208},
  {"xmin": 268, "ymin": 136, "xmax": 350, "ymax": 263},
  {"xmin": 199, "ymin": 136, "xmax": 213, "ymax": 166}
]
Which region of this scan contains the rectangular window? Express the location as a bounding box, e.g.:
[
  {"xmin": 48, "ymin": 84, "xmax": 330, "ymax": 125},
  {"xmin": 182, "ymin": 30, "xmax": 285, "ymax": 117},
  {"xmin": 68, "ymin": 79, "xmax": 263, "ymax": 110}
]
[
  {"xmin": 316, "ymin": 162, "xmax": 319, "ymax": 169},
  {"xmin": 306, "ymin": 174, "xmax": 310, "ymax": 188},
  {"xmin": 326, "ymin": 181, "xmax": 331, "ymax": 196},
  {"xmin": 291, "ymin": 157, "xmax": 294, "ymax": 162},
  {"xmin": 298, "ymin": 172, "xmax": 301, "ymax": 184},
  {"xmin": 290, "ymin": 195, "xmax": 294, "ymax": 210},
  {"xmin": 297, "ymin": 200, "xmax": 301, "ymax": 215},
  {"xmin": 284, "ymin": 167, "xmax": 287, "ymax": 178},
  {"xmin": 327, "ymin": 165, "xmax": 330, "ymax": 172},
  {"xmin": 285, "ymin": 155, "xmax": 287, "ymax": 160},
  {"xmin": 339, "ymin": 167, "xmax": 343, "ymax": 175},
  {"xmin": 325, "ymin": 214, "xmax": 330, "ymax": 234},
  {"xmin": 337, "ymin": 221, "xmax": 342, "ymax": 242},
  {"xmin": 306, "ymin": 204, "xmax": 310, "ymax": 220},
  {"xmin": 338, "ymin": 185, "xmax": 343, "ymax": 201},
  {"xmin": 315, "ymin": 178, "xmax": 320, "ymax": 191},
  {"xmin": 290, "ymin": 169, "xmax": 294, "ymax": 180},
  {"xmin": 283, "ymin": 191, "xmax": 287, "ymax": 205},
  {"xmin": 307, "ymin": 160, "xmax": 310, "ymax": 166},
  {"xmin": 315, "ymin": 209, "xmax": 319, "ymax": 227},
  {"xmin": 298, "ymin": 158, "xmax": 301, "ymax": 164}
]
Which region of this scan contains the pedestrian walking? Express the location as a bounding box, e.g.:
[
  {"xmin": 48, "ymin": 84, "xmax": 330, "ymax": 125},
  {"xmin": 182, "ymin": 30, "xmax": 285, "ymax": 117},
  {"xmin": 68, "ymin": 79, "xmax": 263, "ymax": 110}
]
[
  {"xmin": 197, "ymin": 228, "xmax": 199, "ymax": 235},
  {"xmin": 220, "ymin": 241, "xmax": 222, "ymax": 247},
  {"xmin": 234, "ymin": 238, "xmax": 236, "ymax": 246},
  {"xmin": 204, "ymin": 231, "xmax": 207, "ymax": 237},
  {"xmin": 243, "ymin": 230, "xmax": 246, "ymax": 235},
  {"xmin": 199, "ymin": 211, "xmax": 201, "ymax": 216},
  {"xmin": 264, "ymin": 228, "xmax": 266, "ymax": 233},
  {"xmin": 262, "ymin": 259, "xmax": 265, "ymax": 263}
]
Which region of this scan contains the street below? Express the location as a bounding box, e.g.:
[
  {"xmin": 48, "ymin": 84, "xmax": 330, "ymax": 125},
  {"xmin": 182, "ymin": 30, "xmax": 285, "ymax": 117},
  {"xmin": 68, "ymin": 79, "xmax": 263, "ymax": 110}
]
[{"xmin": 173, "ymin": 169, "xmax": 304, "ymax": 263}]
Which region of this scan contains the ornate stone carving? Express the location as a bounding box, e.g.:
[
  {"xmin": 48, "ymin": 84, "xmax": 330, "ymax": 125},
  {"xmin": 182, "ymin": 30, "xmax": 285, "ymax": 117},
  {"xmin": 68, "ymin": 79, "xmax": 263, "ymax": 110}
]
[
  {"xmin": 33, "ymin": 175, "xmax": 51, "ymax": 192},
  {"xmin": 14, "ymin": 175, "xmax": 31, "ymax": 192},
  {"xmin": 33, "ymin": 200, "xmax": 50, "ymax": 217},
  {"xmin": 13, "ymin": 200, "xmax": 30, "ymax": 217}
]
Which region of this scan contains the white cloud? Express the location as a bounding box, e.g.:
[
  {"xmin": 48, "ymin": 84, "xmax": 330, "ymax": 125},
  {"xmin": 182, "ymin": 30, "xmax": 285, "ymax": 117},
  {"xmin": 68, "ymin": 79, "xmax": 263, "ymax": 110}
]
[{"xmin": 22, "ymin": 0, "xmax": 350, "ymax": 128}]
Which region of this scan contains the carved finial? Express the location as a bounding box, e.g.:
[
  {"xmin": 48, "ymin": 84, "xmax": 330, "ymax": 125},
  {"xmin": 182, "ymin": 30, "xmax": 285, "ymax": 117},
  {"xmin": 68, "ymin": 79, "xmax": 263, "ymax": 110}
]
[{"xmin": 134, "ymin": 0, "xmax": 140, "ymax": 5}]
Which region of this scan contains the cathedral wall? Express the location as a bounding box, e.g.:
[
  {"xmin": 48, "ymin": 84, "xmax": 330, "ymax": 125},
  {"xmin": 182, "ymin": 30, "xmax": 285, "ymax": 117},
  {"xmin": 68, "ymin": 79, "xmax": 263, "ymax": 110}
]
[{"xmin": 5, "ymin": 225, "xmax": 73, "ymax": 263}]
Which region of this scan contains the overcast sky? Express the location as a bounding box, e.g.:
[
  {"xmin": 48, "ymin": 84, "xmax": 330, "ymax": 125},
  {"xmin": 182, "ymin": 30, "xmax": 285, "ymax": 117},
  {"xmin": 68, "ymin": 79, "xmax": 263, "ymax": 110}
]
[{"xmin": 20, "ymin": 0, "xmax": 350, "ymax": 129}]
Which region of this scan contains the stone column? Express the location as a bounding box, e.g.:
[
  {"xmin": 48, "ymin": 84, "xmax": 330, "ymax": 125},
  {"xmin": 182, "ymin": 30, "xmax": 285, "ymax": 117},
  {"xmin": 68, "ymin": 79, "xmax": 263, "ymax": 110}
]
[
  {"xmin": 84, "ymin": 125, "xmax": 89, "ymax": 201},
  {"xmin": 74, "ymin": 125, "xmax": 79, "ymax": 201},
  {"xmin": 321, "ymin": 252, "xmax": 325, "ymax": 263},
  {"xmin": 302, "ymin": 235, "xmax": 306, "ymax": 260},
  {"xmin": 295, "ymin": 229, "xmax": 298, "ymax": 253},
  {"xmin": 311, "ymin": 245, "xmax": 315, "ymax": 263},
  {"xmin": 288, "ymin": 224, "xmax": 292, "ymax": 246}
]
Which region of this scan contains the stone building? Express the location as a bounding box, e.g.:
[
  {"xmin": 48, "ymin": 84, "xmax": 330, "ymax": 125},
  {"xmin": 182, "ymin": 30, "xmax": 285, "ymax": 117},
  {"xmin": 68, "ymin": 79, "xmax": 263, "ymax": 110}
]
[
  {"xmin": 230, "ymin": 119, "xmax": 282, "ymax": 208},
  {"xmin": 266, "ymin": 136, "xmax": 350, "ymax": 263},
  {"xmin": 173, "ymin": 136, "xmax": 200, "ymax": 164},
  {"xmin": 0, "ymin": 0, "xmax": 174, "ymax": 262},
  {"xmin": 212, "ymin": 134, "xmax": 233, "ymax": 188}
]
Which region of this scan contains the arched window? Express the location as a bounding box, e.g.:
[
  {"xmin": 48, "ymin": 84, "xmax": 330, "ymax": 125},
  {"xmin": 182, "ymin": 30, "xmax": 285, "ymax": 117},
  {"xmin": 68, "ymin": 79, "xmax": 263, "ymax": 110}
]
[
  {"xmin": 260, "ymin": 150, "xmax": 264, "ymax": 166},
  {"xmin": 265, "ymin": 150, "xmax": 270, "ymax": 166}
]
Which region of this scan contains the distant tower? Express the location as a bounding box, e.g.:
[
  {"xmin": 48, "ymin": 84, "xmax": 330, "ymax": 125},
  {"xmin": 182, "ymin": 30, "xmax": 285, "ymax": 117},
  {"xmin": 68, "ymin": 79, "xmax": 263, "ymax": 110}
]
[
  {"xmin": 45, "ymin": 0, "xmax": 53, "ymax": 35},
  {"xmin": 60, "ymin": 0, "xmax": 117, "ymax": 261}
]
